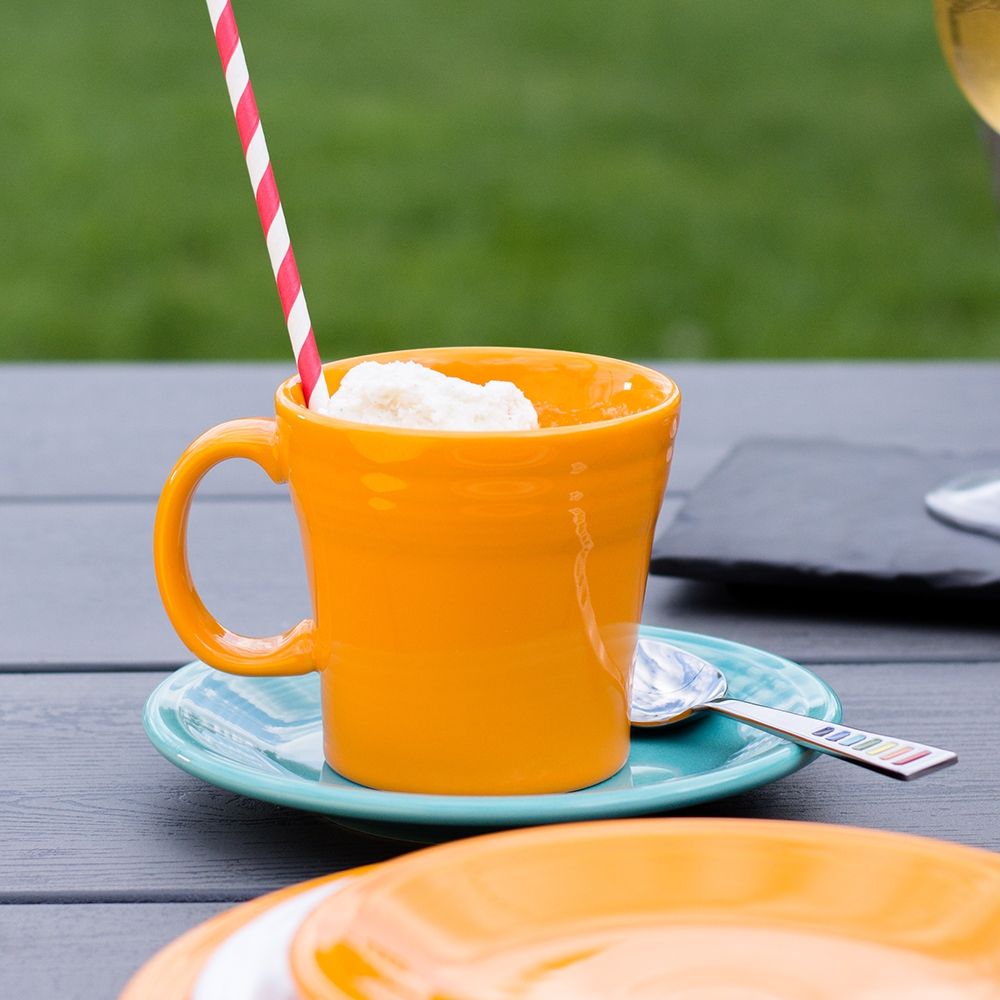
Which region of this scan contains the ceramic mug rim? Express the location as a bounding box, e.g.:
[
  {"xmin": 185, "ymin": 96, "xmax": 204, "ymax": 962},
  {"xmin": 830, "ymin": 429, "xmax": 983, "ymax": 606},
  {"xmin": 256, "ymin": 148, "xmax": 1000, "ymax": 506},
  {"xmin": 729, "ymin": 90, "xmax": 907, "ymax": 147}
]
[{"xmin": 275, "ymin": 346, "xmax": 681, "ymax": 439}]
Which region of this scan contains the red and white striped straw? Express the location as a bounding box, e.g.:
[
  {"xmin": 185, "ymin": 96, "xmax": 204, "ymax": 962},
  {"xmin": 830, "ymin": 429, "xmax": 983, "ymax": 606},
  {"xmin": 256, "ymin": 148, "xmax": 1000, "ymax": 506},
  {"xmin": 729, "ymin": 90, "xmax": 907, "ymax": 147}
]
[{"xmin": 205, "ymin": 0, "xmax": 329, "ymax": 411}]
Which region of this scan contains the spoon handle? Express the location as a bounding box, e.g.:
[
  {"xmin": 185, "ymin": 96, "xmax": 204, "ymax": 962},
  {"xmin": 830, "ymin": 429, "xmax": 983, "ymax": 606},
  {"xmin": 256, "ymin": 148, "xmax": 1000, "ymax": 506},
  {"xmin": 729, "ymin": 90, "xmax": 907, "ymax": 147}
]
[{"xmin": 704, "ymin": 700, "xmax": 957, "ymax": 780}]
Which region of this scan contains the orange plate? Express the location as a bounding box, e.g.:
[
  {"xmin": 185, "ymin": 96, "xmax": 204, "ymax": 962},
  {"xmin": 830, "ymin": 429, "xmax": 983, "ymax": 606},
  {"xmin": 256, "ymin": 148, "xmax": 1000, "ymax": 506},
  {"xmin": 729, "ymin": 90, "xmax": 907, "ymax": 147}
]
[
  {"xmin": 291, "ymin": 819, "xmax": 1000, "ymax": 999},
  {"xmin": 119, "ymin": 869, "xmax": 372, "ymax": 1000}
]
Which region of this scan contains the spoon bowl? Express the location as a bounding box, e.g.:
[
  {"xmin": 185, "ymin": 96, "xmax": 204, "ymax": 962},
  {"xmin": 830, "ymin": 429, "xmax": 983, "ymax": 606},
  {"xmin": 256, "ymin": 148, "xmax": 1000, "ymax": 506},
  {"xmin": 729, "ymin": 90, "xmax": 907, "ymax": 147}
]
[{"xmin": 630, "ymin": 639, "xmax": 727, "ymax": 726}]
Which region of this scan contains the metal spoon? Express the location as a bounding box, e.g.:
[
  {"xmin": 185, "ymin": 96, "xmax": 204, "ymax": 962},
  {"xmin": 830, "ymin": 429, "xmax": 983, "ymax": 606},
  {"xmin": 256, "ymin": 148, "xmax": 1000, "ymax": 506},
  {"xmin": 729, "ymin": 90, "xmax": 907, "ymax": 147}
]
[{"xmin": 629, "ymin": 639, "xmax": 957, "ymax": 780}]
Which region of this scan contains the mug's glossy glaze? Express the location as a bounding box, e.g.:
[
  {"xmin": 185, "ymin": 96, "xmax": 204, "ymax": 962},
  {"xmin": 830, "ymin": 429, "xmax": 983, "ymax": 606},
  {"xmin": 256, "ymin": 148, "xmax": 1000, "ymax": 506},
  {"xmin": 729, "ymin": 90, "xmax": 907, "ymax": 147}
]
[{"xmin": 154, "ymin": 348, "xmax": 680, "ymax": 794}]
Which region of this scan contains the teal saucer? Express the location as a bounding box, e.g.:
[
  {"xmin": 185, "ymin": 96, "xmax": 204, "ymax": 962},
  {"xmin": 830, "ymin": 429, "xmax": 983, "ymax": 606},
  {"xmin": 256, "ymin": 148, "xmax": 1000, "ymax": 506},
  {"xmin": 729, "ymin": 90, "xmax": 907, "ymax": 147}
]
[{"xmin": 144, "ymin": 627, "xmax": 840, "ymax": 827}]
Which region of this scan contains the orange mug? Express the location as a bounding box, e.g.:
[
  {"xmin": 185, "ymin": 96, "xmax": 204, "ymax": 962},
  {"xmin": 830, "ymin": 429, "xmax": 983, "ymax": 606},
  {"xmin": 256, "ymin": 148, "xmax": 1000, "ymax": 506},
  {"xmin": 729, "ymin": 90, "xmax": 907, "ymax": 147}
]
[{"xmin": 154, "ymin": 347, "xmax": 680, "ymax": 794}]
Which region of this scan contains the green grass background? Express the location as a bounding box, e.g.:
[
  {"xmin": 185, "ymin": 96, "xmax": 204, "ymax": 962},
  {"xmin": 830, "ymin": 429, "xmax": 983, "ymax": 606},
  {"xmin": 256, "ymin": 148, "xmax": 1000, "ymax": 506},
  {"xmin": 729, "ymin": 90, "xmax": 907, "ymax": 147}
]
[{"xmin": 2, "ymin": 0, "xmax": 998, "ymax": 361}]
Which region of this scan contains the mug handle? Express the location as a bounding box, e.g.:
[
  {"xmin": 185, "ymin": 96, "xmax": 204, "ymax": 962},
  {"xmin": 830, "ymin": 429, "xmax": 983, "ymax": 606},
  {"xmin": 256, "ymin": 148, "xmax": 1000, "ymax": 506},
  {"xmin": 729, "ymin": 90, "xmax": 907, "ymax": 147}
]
[{"xmin": 153, "ymin": 418, "xmax": 315, "ymax": 676}]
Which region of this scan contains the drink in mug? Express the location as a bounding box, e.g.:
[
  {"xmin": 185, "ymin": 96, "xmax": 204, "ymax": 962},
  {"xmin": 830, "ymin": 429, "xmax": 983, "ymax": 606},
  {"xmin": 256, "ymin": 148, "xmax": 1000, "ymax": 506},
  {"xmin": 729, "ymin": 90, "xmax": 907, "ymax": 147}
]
[{"xmin": 154, "ymin": 347, "xmax": 680, "ymax": 795}]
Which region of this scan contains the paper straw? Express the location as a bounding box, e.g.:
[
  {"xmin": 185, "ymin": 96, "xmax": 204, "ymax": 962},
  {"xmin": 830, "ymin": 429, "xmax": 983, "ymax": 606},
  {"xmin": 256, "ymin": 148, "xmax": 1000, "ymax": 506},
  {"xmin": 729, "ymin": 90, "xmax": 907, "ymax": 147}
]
[{"xmin": 205, "ymin": 0, "xmax": 330, "ymax": 411}]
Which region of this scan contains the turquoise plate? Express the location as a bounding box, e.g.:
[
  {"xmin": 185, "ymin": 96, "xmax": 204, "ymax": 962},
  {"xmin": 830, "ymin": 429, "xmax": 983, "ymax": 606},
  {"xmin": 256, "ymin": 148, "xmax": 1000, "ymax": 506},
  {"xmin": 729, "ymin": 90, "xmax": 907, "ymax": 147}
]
[{"xmin": 144, "ymin": 627, "xmax": 841, "ymax": 827}]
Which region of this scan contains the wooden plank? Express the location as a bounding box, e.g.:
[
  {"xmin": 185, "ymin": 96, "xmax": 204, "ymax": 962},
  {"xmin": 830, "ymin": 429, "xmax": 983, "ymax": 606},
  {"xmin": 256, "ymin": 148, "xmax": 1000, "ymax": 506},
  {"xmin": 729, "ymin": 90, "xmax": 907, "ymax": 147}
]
[
  {"xmin": 660, "ymin": 361, "xmax": 1000, "ymax": 495},
  {"xmin": 0, "ymin": 664, "xmax": 993, "ymax": 901},
  {"xmin": 3, "ymin": 498, "xmax": 999, "ymax": 668},
  {"xmin": 0, "ymin": 672, "xmax": 409, "ymax": 900},
  {"xmin": 3, "ymin": 362, "xmax": 1000, "ymax": 498},
  {"xmin": 0, "ymin": 363, "xmax": 290, "ymax": 499},
  {"xmin": 0, "ymin": 497, "xmax": 308, "ymax": 667},
  {"xmin": 0, "ymin": 902, "xmax": 227, "ymax": 1000}
]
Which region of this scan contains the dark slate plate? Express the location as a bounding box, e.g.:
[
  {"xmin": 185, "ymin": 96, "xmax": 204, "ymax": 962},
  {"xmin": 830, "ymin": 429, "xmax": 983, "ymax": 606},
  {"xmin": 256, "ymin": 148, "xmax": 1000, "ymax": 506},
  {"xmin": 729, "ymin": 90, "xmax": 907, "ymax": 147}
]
[{"xmin": 651, "ymin": 439, "xmax": 1000, "ymax": 598}]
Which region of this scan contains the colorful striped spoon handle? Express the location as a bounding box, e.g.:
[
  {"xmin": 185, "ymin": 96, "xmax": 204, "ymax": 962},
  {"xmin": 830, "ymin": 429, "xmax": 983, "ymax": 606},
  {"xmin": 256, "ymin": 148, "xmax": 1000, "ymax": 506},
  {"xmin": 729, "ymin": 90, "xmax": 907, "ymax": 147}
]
[
  {"xmin": 705, "ymin": 700, "xmax": 958, "ymax": 780},
  {"xmin": 204, "ymin": 0, "xmax": 329, "ymax": 411}
]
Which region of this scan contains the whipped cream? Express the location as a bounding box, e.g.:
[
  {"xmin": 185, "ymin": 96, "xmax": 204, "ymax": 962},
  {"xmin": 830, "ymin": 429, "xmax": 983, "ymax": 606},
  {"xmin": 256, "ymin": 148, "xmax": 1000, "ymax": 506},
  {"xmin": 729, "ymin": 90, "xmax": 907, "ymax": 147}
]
[{"xmin": 324, "ymin": 360, "xmax": 539, "ymax": 432}]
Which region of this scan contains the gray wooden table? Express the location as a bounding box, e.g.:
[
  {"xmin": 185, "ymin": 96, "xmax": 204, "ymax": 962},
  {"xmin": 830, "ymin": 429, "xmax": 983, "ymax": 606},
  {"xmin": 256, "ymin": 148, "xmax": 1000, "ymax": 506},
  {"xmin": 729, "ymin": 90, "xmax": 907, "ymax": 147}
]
[{"xmin": 2, "ymin": 361, "xmax": 998, "ymax": 999}]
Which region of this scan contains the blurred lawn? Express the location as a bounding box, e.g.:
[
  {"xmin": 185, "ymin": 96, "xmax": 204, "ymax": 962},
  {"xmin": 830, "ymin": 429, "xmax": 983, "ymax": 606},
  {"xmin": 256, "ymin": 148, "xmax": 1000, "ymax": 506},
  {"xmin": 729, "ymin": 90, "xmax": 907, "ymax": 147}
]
[{"xmin": 2, "ymin": 0, "xmax": 998, "ymax": 361}]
